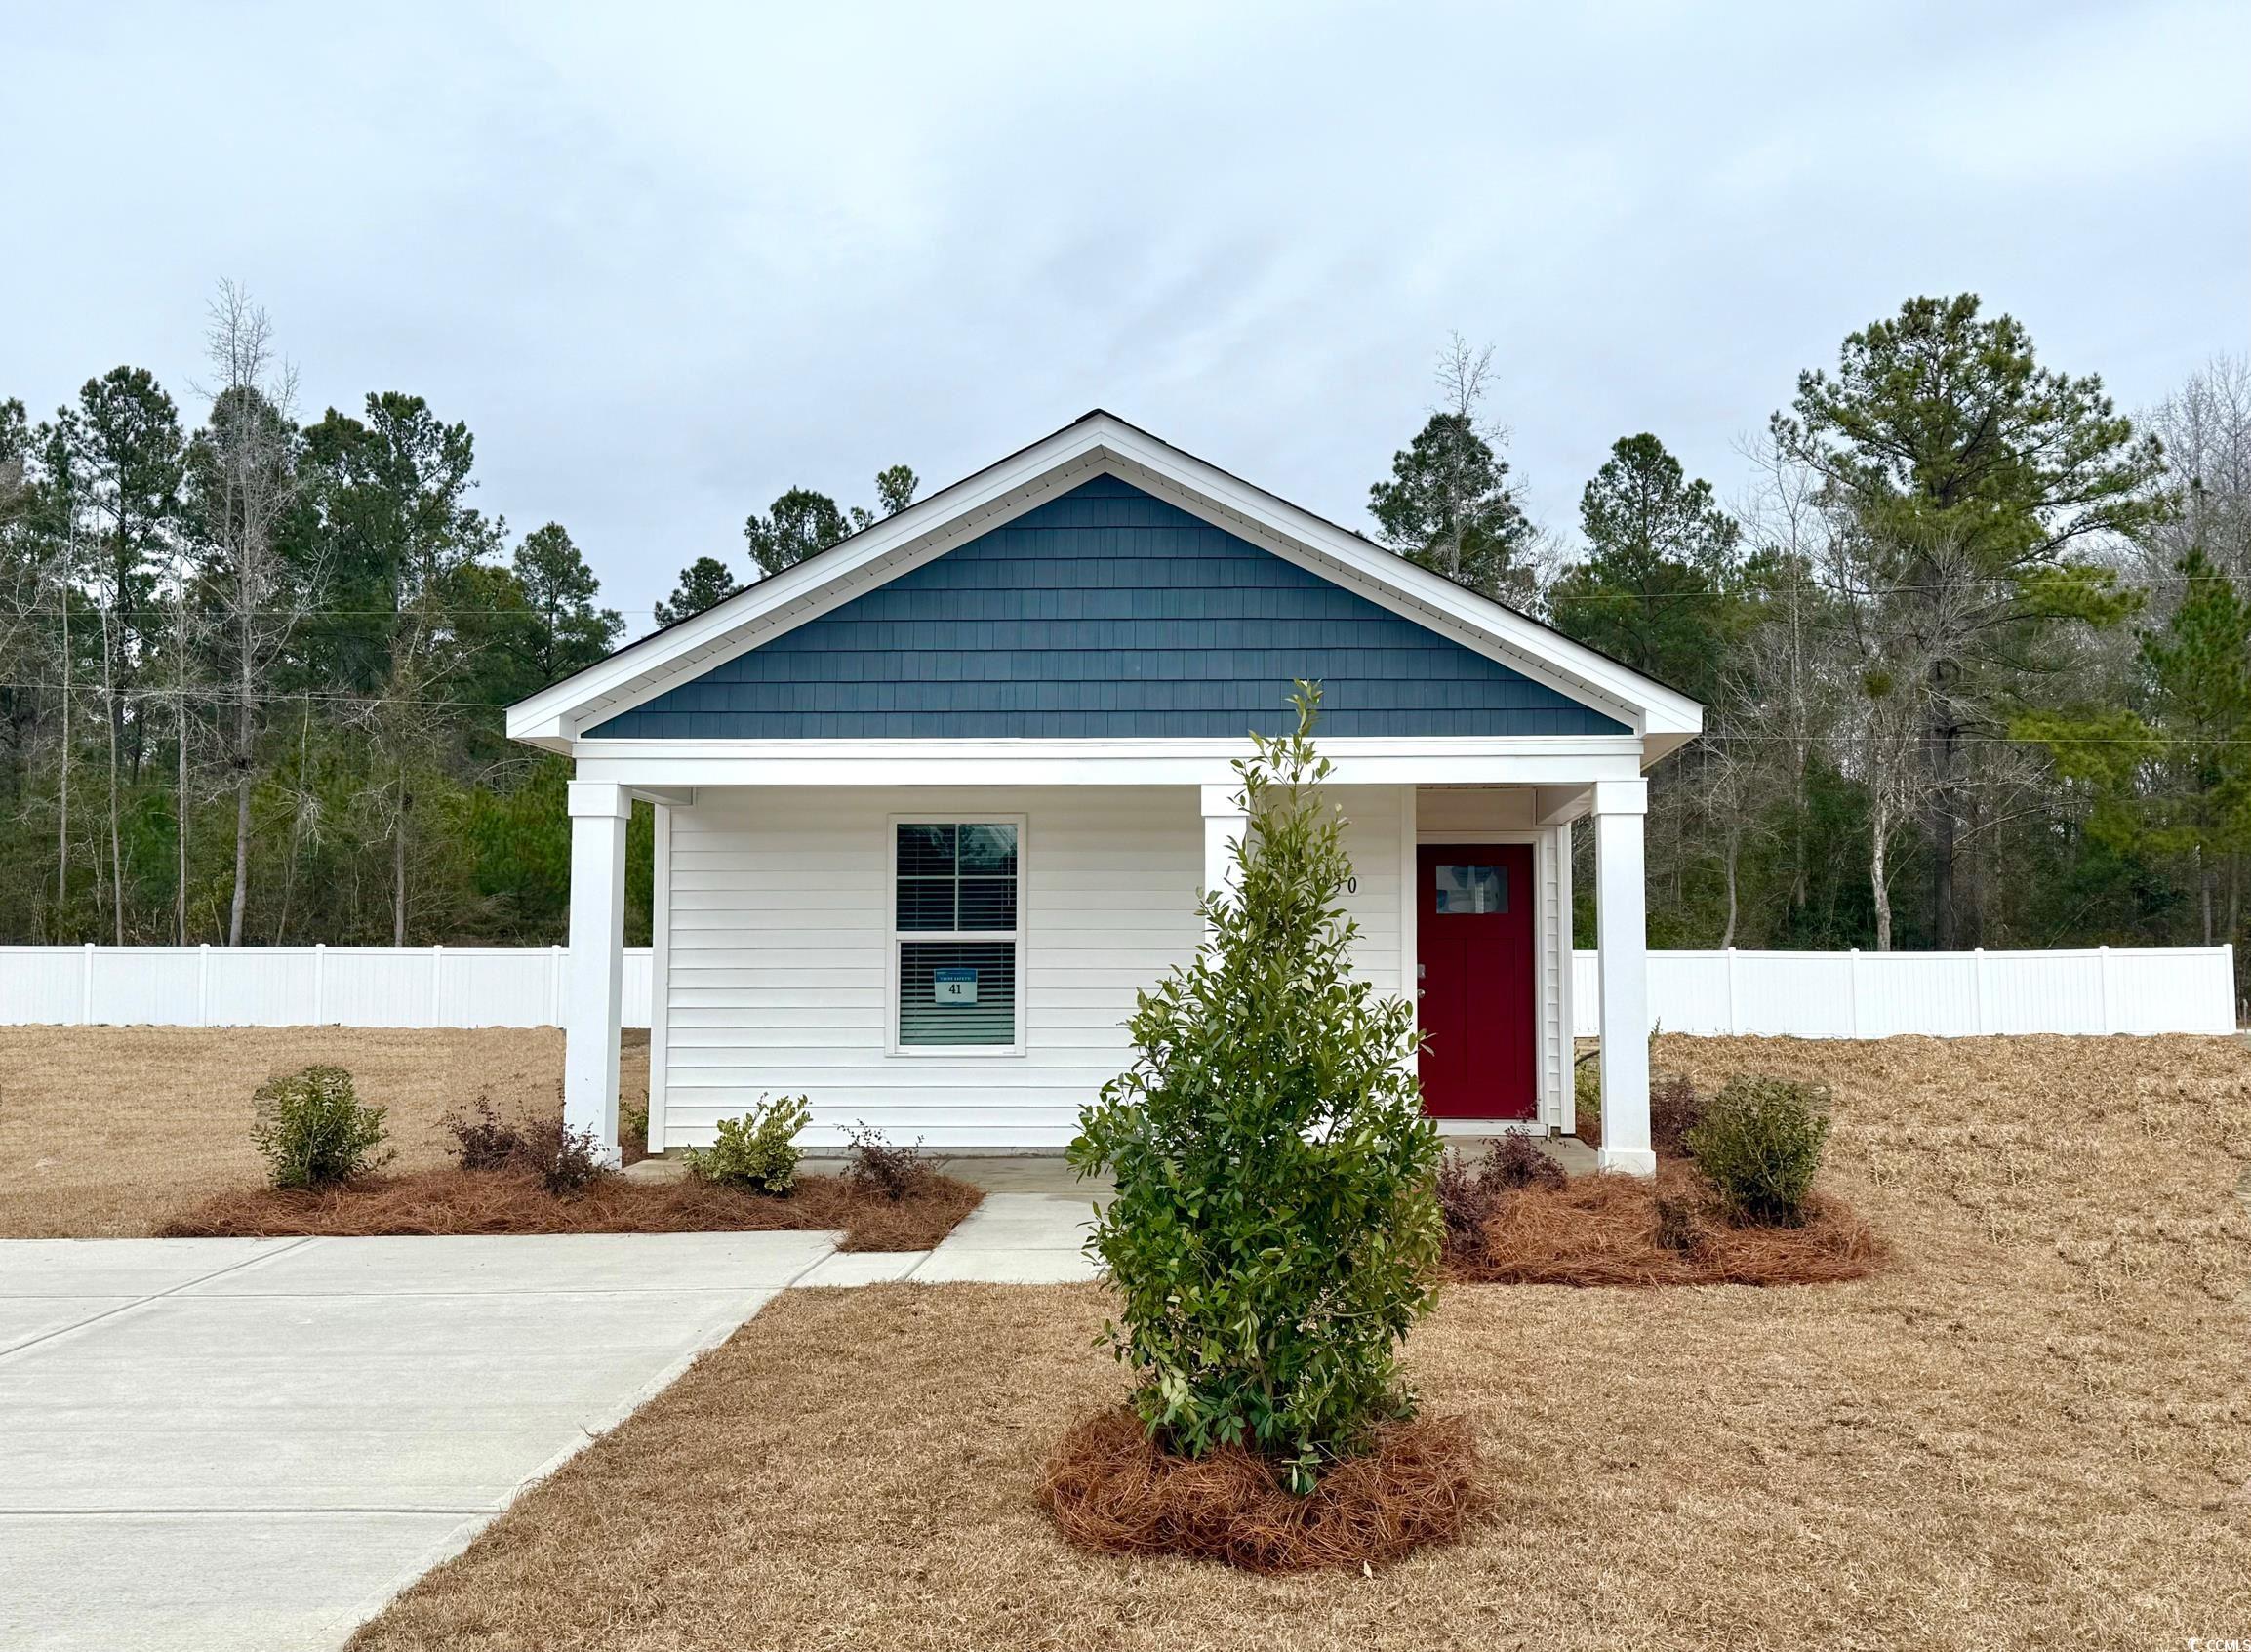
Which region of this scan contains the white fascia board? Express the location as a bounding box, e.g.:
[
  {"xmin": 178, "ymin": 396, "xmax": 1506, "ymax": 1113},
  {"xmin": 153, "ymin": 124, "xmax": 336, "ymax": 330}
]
[
  {"xmin": 568, "ymin": 735, "xmax": 1650, "ymax": 790},
  {"xmin": 508, "ymin": 411, "xmax": 1705, "ymax": 745}
]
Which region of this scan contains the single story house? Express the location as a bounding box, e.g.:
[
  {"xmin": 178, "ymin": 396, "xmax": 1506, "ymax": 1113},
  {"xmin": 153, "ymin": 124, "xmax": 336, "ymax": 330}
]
[{"xmin": 506, "ymin": 412, "xmax": 1700, "ymax": 1175}]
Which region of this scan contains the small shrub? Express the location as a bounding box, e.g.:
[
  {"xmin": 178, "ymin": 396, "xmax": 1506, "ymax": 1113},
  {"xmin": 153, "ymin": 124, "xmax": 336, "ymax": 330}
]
[
  {"xmin": 684, "ymin": 1093, "xmax": 811, "ymax": 1194},
  {"xmin": 523, "ymin": 1116, "xmax": 613, "ymax": 1197},
  {"xmin": 842, "ymin": 1121, "xmax": 929, "ymax": 1201},
  {"xmin": 1686, "ymin": 1075, "xmax": 1831, "ymax": 1226},
  {"xmin": 445, "ymin": 1097, "xmax": 528, "ymax": 1172},
  {"xmin": 1481, "ymin": 1132, "xmax": 1565, "ymax": 1191},
  {"xmin": 252, "ymin": 1065, "xmax": 392, "ymax": 1189},
  {"xmin": 621, "ymin": 1101, "xmax": 651, "ymax": 1156},
  {"xmin": 1435, "ymin": 1149, "xmax": 1499, "ymax": 1237},
  {"xmin": 1648, "ymin": 1071, "xmax": 1707, "ymax": 1159},
  {"xmin": 1652, "ymin": 1193, "xmax": 1699, "ymax": 1254},
  {"xmin": 1436, "ymin": 1137, "xmax": 1564, "ymax": 1241}
]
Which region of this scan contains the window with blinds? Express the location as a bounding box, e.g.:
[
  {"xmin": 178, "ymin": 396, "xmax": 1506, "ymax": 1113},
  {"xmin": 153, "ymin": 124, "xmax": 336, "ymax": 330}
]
[{"xmin": 893, "ymin": 821, "xmax": 1022, "ymax": 1049}]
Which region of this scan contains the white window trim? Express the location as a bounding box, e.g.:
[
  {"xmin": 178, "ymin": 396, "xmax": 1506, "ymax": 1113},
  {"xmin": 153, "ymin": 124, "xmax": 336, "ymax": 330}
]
[{"xmin": 887, "ymin": 812, "xmax": 1029, "ymax": 1059}]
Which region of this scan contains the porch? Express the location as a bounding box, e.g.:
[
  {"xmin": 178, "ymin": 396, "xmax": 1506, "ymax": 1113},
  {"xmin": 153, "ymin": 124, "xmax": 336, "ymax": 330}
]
[{"xmin": 560, "ymin": 763, "xmax": 1659, "ymax": 1175}]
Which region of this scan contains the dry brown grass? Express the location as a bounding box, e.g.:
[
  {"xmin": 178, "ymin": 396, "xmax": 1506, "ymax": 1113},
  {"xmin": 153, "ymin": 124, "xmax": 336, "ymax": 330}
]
[
  {"xmin": 1041, "ymin": 1407, "xmax": 1489, "ymax": 1572},
  {"xmin": 153, "ymin": 1163, "xmax": 983, "ymax": 1252},
  {"xmin": 352, "ymin": 1035, "xmax": 2251, "ymax": 1652},
  {"xmin": 0, "ymin": 1026, "xmax": 640, "ymax": 1237},
  {"xmin": 1447, "ymin": 1161, "xmax": 1888, "ymax": 1287}
]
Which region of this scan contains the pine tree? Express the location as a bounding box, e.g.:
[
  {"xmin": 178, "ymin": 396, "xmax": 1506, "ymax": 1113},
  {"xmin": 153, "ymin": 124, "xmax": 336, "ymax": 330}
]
[
  {"xmin": 1369, "ymin": 336, "xmax": 1538, "ymax": 606},
  {"xmin": 653, "ymin": 556, "xmax": 736, "ymax": 626},
  {"xmin": 1549, "ymin": 433, "xmax": 1743, "ymax": 700}
]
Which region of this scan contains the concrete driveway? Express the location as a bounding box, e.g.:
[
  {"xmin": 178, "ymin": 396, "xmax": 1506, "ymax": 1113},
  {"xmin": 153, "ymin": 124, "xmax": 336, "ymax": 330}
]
[{"xmin": 0, "ymin": 1231, "xmax": 833, "ymax": 1652}]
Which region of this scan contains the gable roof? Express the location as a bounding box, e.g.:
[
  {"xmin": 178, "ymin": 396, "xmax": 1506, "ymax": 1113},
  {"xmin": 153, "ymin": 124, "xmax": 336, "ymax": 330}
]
[{"xmin": 506, "ymin": 410, "xmax": 1704, "ymax": 759}]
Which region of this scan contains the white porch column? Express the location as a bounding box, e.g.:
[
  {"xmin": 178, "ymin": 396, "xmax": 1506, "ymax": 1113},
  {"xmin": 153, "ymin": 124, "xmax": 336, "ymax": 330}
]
[
  {"xmin": 1200, "ymin": 783, "xmax": 1247, "ymax": 939},
  {"xmin": 1593, "ymin": 779, "xmax": 1655, "ymax": 1176},
  {"xmin": 564, "ymin": 780, "xmax": 630, "ymax": 1165}
]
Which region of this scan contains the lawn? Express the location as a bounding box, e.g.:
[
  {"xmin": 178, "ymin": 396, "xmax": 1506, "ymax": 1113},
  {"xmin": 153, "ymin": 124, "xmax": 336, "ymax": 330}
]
[
  {"xmin": 350, "ymin": 1035, "xmax": 2251, "ymax": 1651},
  {"xmin": 0, "ymin": 1026, "xmax": 639, "ymax": 1237}
]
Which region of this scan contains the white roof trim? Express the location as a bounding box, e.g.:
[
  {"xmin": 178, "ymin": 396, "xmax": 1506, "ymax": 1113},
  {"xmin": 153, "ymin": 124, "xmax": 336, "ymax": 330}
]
[{"xmin": 506, "ymin": 412, "xmax": 1704, "ymax": 751}]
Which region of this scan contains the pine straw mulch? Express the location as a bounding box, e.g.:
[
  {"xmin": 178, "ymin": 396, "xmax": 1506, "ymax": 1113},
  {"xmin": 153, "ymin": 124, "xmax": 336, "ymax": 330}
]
[
  {"xmin": 1040, "ymin": 1407, "xmax": 1489, "ymax": 1573},
  {"xmin": 153, "ymin": 1163, "xmax": 985, "ymax": 1252},
  {"xmin": 1444, "ymin": 1160, "xmax": 1888, "ymax": 1287},
  {"xmin": 349, "ymin": 1035, "xmax": 2251, "ymax": 1652}
]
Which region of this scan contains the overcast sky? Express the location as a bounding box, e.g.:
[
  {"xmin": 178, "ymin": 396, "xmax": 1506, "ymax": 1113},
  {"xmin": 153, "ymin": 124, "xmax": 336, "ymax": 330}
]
[{"xmin": 6, "ymin": 0, "xmax": 2246, "ymax": 633}]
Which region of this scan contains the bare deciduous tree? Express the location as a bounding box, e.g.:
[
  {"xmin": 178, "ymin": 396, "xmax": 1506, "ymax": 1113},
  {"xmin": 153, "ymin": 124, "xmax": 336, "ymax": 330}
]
[{"xmin": 197, "ymin": 281, "xmax": 311, "ymax": 947}]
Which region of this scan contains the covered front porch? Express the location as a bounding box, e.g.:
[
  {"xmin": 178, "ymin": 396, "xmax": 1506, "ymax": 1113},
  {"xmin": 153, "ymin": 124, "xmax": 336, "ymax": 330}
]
[{"xmin": 557, "ymin": 749, "xmax": 1659, "ymax": 1176}]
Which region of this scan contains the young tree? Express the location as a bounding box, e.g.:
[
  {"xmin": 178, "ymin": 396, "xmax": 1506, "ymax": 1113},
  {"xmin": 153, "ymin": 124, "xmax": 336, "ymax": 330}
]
[
  {"xmin": 1069, "ymin": 685, "xmax": 1442, "ymax": 1491},
  {"xmin": 1773, "ymin": 294, "xmax": 2163, "ymax": 947},
  {"xmin": 1369, "ymin": 335, "xmax": 1539, "ymax": 606},
  {"xmin": 653, "ymin": 555, "xmax": 736, "ymax": 626}
]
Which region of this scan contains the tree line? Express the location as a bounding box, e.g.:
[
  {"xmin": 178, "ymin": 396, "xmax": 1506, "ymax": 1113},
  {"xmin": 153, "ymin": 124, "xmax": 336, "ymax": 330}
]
[
  {"xmin": 1, "ymin": 284, "xmax": 2244, "ymax": 968},
  {"xmin": 0, "ymin": 282, "xmax": 913, "ymax": 948},
  {"xmin": 1377, "ymin": 313, "xmax": 2247, "ymax": 964}
]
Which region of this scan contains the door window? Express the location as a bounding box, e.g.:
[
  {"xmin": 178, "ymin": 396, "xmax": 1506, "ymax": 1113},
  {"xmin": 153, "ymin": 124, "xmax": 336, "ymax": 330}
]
[{"xmin": 1434, "ymin": 863, "xmax": 1507, "ymax": 914}]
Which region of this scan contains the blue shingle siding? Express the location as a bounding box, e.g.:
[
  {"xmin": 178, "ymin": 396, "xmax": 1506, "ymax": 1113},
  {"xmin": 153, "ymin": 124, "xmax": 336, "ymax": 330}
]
[{"xmin": 589, "ymin": 477, "xmax": 1628, "ymax": 739}]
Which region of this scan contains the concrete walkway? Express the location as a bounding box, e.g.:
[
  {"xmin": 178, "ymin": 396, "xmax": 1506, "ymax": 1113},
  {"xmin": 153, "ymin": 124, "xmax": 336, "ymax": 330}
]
[
  {"xmin": 0, "ymin": 1231, "xmax": 831, "ymax": 1652},
  {"xmin": 631, "ymin": 1153, "xmax": 1111, "ymax": 1287}
]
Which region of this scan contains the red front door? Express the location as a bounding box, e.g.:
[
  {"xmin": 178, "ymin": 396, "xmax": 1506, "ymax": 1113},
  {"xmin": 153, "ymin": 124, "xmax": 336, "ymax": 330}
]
[{"xmin": 1416, "ymin": 842, "xmax": 1537, "ymax": 1119}]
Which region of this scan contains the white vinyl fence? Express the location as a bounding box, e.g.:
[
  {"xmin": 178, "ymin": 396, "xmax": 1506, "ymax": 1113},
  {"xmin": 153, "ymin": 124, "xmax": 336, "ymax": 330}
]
[
  {"xmin": 0, "ymin": 945, "xmax": 654, "ymax": 1030},
  {"xmin": 1569, "ymin": 946, "xmax": 2237, "ymax": 1038},
  {"xmin": 0, "ymin": 944, "xmax": 2233, "ymax": 1037}
]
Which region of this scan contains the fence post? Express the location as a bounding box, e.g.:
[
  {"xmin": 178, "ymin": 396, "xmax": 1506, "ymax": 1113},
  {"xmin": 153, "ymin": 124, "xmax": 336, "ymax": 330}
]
[
  {"xmin": 1973, "ymin": 947, "xmax": 1988, "ymax": 1034},
  {"xmin": 197, "ymin": 943, "xmax": 211, "ymax": 1027},
  {"xmin": 549, "ymin": 944, "xmax": 564, "ymax": 1027},
  {"xmin": 1848, "ymin": 948, "xmax": 1861, "ymax": 1038},
  {"xmin": 431, "ymin": 944, "xmax": 445, "ymax": 1027},
  {"xmin": 2098, "ymin": 944, "xmax": 2114, "ymax": 1034},
  {"xmin": 1726, "ymin": 947, "xmax": 1740, "ymax": 1035},
  {"xmin": 81, "ymin": 942, "xmax": 95, "ymax": 1025},
  {"xmin": 312, "ymin": 944, "xmax": 326, "ymax": 1025}
]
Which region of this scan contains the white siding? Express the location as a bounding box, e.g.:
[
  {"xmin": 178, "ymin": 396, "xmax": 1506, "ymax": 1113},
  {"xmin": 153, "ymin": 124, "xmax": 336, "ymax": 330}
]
[
  {"xmin": 1335, "ymin": 788, "xmax": 1407, "ymax": 988},
  {"xmin": 660, "ymin": 784, "xmax": 1412, "ymax": 1149}
]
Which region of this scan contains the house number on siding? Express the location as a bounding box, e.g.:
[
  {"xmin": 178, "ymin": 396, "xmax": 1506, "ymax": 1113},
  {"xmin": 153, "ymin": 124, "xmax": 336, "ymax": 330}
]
[{"xmin": 1345, "ymin": 876, "xmax": 1358, "ymax": 894}]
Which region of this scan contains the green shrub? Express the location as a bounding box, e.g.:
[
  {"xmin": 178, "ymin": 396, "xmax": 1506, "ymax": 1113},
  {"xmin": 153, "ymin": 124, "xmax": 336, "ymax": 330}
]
[
  {"xmin": 684, "ymin": 1094, "xmax": 810, "ymax": 1194},
  {"xmin": 1070, "ymin": 684, "xmax": 1443, "ymax": 1493},
  {"xmin": 252, "ymin": 1065, "xmax": 392, "ymax": 1189},
  {"xmin": 1686, "ymin": 1075, "xmax": 1831, "ymax": 1226}
]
